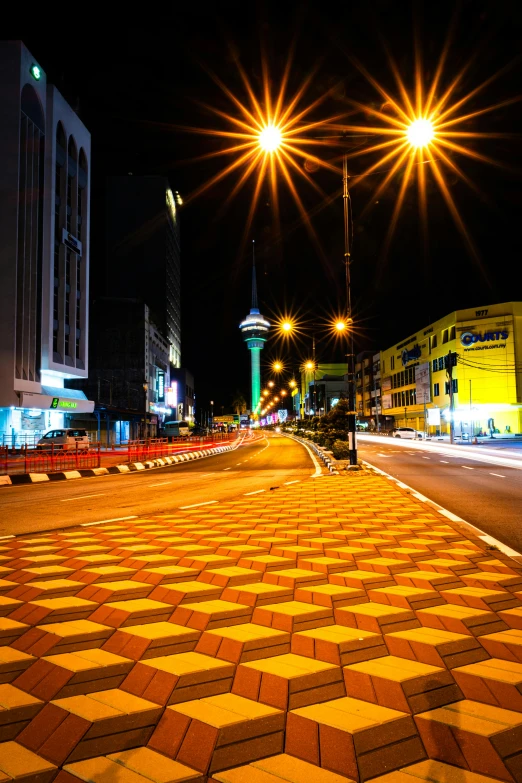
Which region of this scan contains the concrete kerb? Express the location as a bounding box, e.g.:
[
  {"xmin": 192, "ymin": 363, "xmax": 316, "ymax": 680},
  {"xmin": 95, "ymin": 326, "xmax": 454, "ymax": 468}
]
[
  {"xmin": 283, "ymin": 433, "xmax": 338, "ymax": 474},
  {"xmin": 0, "ymin": 439, "xmax": 243, "ymax": 488}
]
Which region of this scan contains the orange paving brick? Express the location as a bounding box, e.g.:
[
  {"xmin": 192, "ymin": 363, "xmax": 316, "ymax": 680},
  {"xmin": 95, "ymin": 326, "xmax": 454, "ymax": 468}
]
[
  {"xmin": 292, "ymin": 624, "xmax": 387, "ymax": 666},
  {"xmin": 416, "ymin": 604, "xmax": 508, "ymax": 637},
  {"xmin": 148, "ymin": 581, "xmax": 223, "ymax": 605},
  {"xmin": 343, "ymin": 654, "xmax": 461, "ymax": 713},
  {"xmin": 13, "ymin": 648, "xmax": 134, "ymax": 700},
  {"xmin": 478, "ymin": 629, "xmax": 522, "ymax": 662},
  {"xmin": 9, "ymin": 597, "xmax": 98, "ymax": 626},
  {"xmin": 415, "ymin": 699, "xmax": 522, "ymax": 781},
  {"xmin": 76, "ymin": 580, "xmax": 153, "ymax": 603},
  {"xmin": 369, "ymin": 759, "xmax": 501, "ymax": 783},
  {"xmin": 367, "ymin": 585, "xmax": 445, "ymax": 611},
  {"xmin": 196, "ymin": 566, "xmax": 262, "ymax": 588},
  {"xmin": 61, "ymin": 751, "xmax": 205, "ymax": 782},
  {"xmin": 453, "ymin": 658, "xmax": 522, "ymax": 711},
  {"xmin": 0, "ymin": 647, "xmax": 35, "ymax": 684},
  {"xmin": 169, "ymin": 600, "xmax": 253, "ymax": 631},
  {"xmin": 461, "ymin": 572, "xmax": 522, "ymax": 593},
  {"xmin": 394, "ymin": 570, "xmax": 463, "ymax": 592},
  {"xmin": 89, "ymin": 599, "xmax": 173, "ymax": 628},
  {"xmin": 334, "ymin": 603, "xmax": 420, "ymax": 635},
  {"xmin": 11, "ymin": 620, "xmax": 114, "ymax": 657},
  {"xmin": 71, "ymin": 566, "xmax": 136, "ymax": 585},
  {"xmin": 237, "ymin": 555, "xmax": 296, "ymax": 573},
  {"xmin": 7, "ymin": 566, "xmax": 75, "ymax": 585},
  {"xmin": 211, "ymin": 753, "xmax": 356, "ymax": 783},
  {"xmin": 297, "ymin": 556, "xmax": 356, "ymax": 575},
  {"xmin": 102, "ymin": 622, "xmax": 200, "ymax": 660},
  {"xmin": 131, "ymin": 565, "xmax": 201, "ymax": 586},
  {"xmin": 195, "ymin": 624, "xmax": 291, "ymax": 663},
  {"xmin": 285, "ymin": 695, "xmax": 425, "ymax": 781},
  {"xmin": 499, "ymin": 607, "xmax": 522, "ymax": 630},
  {"xmin": 121, "ymin": 651, "xmax": 235, "ymax": 705},
  {"xmin": 385, "ymin": 627, "xmax": 489, "ymax": 669},
  {"xmin": 252, "ymin": 601, "xmax": 333, "ymax": 633},
  {"xmin": 0, "ymin": 683, "xmax": 43, "ymax": 742},
  {"xmin": 294, "ymin": 583, "xmax": 367, "ymax": 611},
  {"xmin": 149, "ymin": 693, "xmax": 284, "ymax": 775},
  {"xmin": 262, "ymin": 568, "xmax": 327, "ymax": 590},
  {"xmin": 232, "ymin": 653, "xmax": 344, "ymax": 710},
  {"xmin": 0, "ymin": 741, "xmax": 56, "ymax": 782},
  {"xmin": 329, "ymin": 570, "xmax": 395, "ymax": 590},
  {"xmin": 442, "ymin": 586, "xmax": 521, "ymax": 613},
  {"xmin": 221, "ymin": 583, "xmax": 293, "ymax": 607}
]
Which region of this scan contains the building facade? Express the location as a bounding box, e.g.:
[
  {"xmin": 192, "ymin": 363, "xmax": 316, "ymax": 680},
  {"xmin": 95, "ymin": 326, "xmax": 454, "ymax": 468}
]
[
  {"xmin": 380, "ymin": 302, "xmax": 522, "ymax": 436},
  {"xmin": 0, "ymin": 41, "xmax": 93, "ymax": 445},
  {"xmin": 169, "ymin": 368, "xmax": 195, "ymax": 425},
  {"xmin": 105, "ymin": 176, "xmax": 182, "ymax": 370}
]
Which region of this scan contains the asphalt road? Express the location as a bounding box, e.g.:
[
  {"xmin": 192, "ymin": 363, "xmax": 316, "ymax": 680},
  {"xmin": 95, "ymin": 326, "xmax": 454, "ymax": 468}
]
[
  {"xmin": 0, "ymin": 434, "xmax": 317, "ymax": 536},
  {"xmin": 359, "ymin": 437, "xmax": 522, "ymax": 555}
]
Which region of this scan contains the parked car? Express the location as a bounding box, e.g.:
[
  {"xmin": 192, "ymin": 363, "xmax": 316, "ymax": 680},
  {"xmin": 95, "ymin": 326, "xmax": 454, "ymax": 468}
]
[
  {"xmin": 389, "ymin": 427, "xmax": 423, "ymax": 439},
  {"xmin": 37, "ymin": 428, "xmax": 90, "ymax": 451},
  {"xmin": 163, "ymin": 420, "xmax": 191, "ymax": 439}
]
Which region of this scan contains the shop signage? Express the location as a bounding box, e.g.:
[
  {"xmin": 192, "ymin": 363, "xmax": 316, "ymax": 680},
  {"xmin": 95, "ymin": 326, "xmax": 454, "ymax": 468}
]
[
  {"xmin": 157, "ymin": 371, "xmax": 165, "ymax": 402},
  {"xmin": 21, "ymin": 392, "xmax": 94, "ymax": 413},
  {"xmin": 415, "ymin": 363, "xmax": 431, "ymax": 404},
  {"xmin": 401, "ymin": 344, "xmax": 421, "ymax": 366},
  {"xmin": 460, "ymin": 330, "xmax": 508, "ymax": 346},
  {"xmin": 51, "ymin": 398, "xmax": 77, "ymax": 409}
]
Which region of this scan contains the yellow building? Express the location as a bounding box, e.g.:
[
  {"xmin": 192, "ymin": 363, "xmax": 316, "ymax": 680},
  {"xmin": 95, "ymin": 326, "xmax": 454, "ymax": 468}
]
[{"xmin": 380, "ymin": 302, "xmax": 522, "ymax": 436}]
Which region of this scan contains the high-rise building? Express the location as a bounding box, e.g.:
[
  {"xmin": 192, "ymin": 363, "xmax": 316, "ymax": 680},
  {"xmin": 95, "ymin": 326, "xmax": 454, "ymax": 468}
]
[
  {"xmin": 239, "ymin": 246, "xmax": 270, "ymax": 413},
  {"xmin": 0, "ymin": 41, "xmax": 93, "ymax": 445},
  {"xmin": 105, "ymin": 176, "xmax": 182, "ymax": 369}
]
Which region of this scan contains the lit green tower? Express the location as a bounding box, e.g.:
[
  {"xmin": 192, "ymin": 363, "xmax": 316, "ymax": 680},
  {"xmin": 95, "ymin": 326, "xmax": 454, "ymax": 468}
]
[{"xmin": 239, "ymin": 243, "xmax": 269, "ymax": 414}]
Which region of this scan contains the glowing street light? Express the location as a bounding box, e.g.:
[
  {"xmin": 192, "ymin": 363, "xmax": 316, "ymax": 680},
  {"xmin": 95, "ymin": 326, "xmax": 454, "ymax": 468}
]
[
  {"xmin": 305, "ymin": 361, "xmax": 315, "ymax": 371},
  {"xmin": 335, "ymin": 320, "xmax": 347, "ymax": 332},
  {"xmin": 281, "ymin": 320, "xmax": 293, "ymax": 334},
  {"xmin": 289, "ymin": 379, "xmax": 297, "ymax": 388},
  {"xmin": 281, "ymin": 390, "xmax": 287, "ymax": 397},
  {"xmin": 268, "ymin": 381, "xmax": 275, "ymax": 388},
  {"xmin": 272, "ymin": 361, "xmax": 283, "ymax": 372},
  {"xmin": 406, "ymin": 118, "xmax": 435, "ymax": 149},
  {"xmin": 258, "ymin": 124, "xmax": 283, "ymax": 153}
]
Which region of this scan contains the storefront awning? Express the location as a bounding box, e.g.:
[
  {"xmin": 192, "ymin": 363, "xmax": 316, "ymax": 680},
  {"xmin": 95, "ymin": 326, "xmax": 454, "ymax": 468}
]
[{"xmin": 21, "ymin": 386, "xmax": 94, "ymax": 414}]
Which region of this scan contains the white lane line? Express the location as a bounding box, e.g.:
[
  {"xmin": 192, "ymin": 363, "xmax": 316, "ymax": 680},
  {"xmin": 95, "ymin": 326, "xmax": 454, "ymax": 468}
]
[
  {"xmin": 61, "ymin": 494, "xmax": 105, "ymax": 502},
  {"xmin": 236, "ymin": 463, "xmax": 242, "ymax": 465},
  {"xmin": 461, "ymin": 466, "xmax": 474, "ymax": 470},
  {"xmin": 179, "ymin": 500, "xmax": 218, "ymax": 509},
  {"xmin": 376, "ymin": 453, "xmax": 389, "ymax": 458},
  {"xmin": 82, "ymin": 515, "xmax": 138, "ymax": 527},
  {"xmin": 490, "ymin": 473, "xmax": 506, "ymax": 478},
  {"xmin": 440, "ymin": 460, "xmax": 449, "ymax": 464},
  {"xmin": 223, "ymin": 468, "xmax": 231, "ymax": 471},
  {"xmin": 148, "ymin": 481, "xmax": 173, "ymax": 487},
  {"xmin": 201, "ymin": 473, "xmax": 214, "ymax": 477},
  {"xmin": 244, "ymin": 489, "xmax": 266, "ymax": 495},
  {"xmin": 422, "ymin": 457, "xmax": 430, "ymax": 460},
  {"xmin": 284, "ymin": 480, "xmax": 300, "ymax": 485}
]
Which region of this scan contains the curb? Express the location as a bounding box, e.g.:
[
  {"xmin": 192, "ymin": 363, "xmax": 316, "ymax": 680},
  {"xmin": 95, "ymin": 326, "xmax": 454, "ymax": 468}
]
[
  {"xmin": 284, "ymin": 434, "xmax": 339, "ymax": 474},
  {"xmin": 1, "ymin": 441, "xmax": 240, "ymax": 487}
]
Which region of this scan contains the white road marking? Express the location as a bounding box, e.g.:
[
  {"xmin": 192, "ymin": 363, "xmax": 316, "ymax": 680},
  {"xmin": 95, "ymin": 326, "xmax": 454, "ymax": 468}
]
[
  {"xmin": 440, "ymin": 460, "xmax": 449, "ymax": 464},
  {"xmin": 223, "ymin": 468, "xmax": 231, "ymax": 471},
  {"xmin": 377, "ymin": 453, "xmax": 389, "ymax": 458},
  {"xmin": 148, "ymin": 481, "xmax": 173, "ymax": 487},
  {"xmin": 61, "ymin": 494, "xmax": 105, "ymax": 502},
  {"xmin": 490, "ymin": 473, "xmax": 506, "ymax": 478},
  {"xmin": 461, "ymin": 466, "xmax": 474, "ymax": 470},
  {"xmin": 82, "ymin": 515, "xmax": 138, "ymax": 527},
  {"xmin": 179, "ymin": 500, "xmax": 218, "ymax": 509},
  {"xmin": 422, "ymin": 457, "xmax": 430, "ymax": 460},
  {"xmin": 244, "ymin": 489, "xmax": 266, "ymax": 495},
  {"xmin": 284, "ymin": 480, "xmax": 300, "ymax": 485},
  {"xmin": 201, "ymin": 473, "xmax": 214, "ymax": 477}
]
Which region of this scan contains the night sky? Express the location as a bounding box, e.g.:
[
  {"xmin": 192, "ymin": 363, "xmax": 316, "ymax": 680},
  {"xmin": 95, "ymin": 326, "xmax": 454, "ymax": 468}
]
[{"xmin": 20, "ymin": 1, "xmax": 522, "ymax": 415}]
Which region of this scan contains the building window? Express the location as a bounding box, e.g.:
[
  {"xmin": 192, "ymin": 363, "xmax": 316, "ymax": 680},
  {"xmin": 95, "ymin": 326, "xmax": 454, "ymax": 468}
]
[
  {"xmin": 434, "ymin": 383, "xmax": 440, "ymax": 396},
  {"xmin": 391, "ymin": 356, "xmax": 395, "ymax": 371},
  {"xmin": 450, "ymin": 326, "xmax": 456, "ymax": 341},
  {"xmin": 431, "ymin": 335, "xmax": 437, "ymax": 350},
  {"xmin": 445, "ymin": 379, "xmax": 458, "ymax": 394},
  {"xmin": 438, "ymin": 357, "xmax": 445, "ymax": 371},
  {"xmin": 442, "ymin": 329, "xmax": 449, "ymax": 344},
  {"xmin": 76, "ymin": 335, "xmax": 81, "ymax": 360},
  {"xmin": 432, "ymin": 359, "xmax": 437, "ymax": 372}
]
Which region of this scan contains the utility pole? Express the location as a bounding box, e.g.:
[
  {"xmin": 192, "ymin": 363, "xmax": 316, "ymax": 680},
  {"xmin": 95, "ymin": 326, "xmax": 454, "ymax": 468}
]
[
  {"xmin": 343, "ymin": 155, "xmax": 357, "ymax": 466},
  {"xmin": 312, "ymin": 332, "xmax": 317, "ymax": 417},
  {"xmin": 446, "ymin": 350, "xmax": 455, "ymax": 444},
  {"xmin": 374, "ymin": 375, "xmax": 380, "ymax": 432}
]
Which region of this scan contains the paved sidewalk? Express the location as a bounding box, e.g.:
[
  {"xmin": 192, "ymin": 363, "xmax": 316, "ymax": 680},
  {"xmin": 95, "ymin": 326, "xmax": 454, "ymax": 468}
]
[{"xmin": 0, "ymin": 472, "xmax": 521, "ymax": 782}]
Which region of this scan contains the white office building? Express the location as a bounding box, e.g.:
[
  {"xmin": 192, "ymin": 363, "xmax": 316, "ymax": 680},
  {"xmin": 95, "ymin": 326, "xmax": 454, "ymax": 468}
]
[{"xmin": 0, "ymin": 41, "xmax": 93, "ymax": 446}]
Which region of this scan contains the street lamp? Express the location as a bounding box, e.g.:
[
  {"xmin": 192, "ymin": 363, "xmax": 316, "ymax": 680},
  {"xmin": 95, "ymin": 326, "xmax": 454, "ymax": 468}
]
[
  {"xmin": 258, "ymin": 125, "xmax": 282, "ymax": 153},
  {"xmin": 406, "ymin": 118, "xmax": 435, "ymax": 148}
]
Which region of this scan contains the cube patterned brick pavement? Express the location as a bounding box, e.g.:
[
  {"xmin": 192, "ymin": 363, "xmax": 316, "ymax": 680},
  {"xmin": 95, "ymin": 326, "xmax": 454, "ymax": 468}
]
[
  {"xmin": 285, "ymin": 695, "xmax": 425, "ymax": 782},
  {"xmin": 329, "ymin": 570, "xmax": 395, "ymax": 591},
  {"xmin": 416, "ymin": 604, "xmax": 507, "ymax": 637},
  {"xmin": 60, "ymin": 752, "xmax": 205, "ymax": 782},
  {"xmin": 148, "ymin": 693, "xmax": 284, "ymax": 775},
  {"xmin": 11, "ymin": 620, "xmax": 114, "ymax": 657},
  {"xmin": 335, "ymin": 603, "xmax": 420, "ymax": 635},
  {"xmin": 221, "ymin": 584, "xmax": 293, "ymax": 608},
  {"xmin": 210, "ymin": 753, "xmax": 355, "ymax": 783},
  {"xmin": 76, "ymin": 581, "xmax": 153, "ymax": 603},
  {"xmin": 0, "ymin": 684, "xmax": 43, "ymax": 742},
  {"xmin": 499, "ymin": 607, "xmax": 522, "ymax": 630},
  {"xmin": 368, "ymin": 585, "xmax": 445, "ymax": 611},
  {"xmin": 102, "ymin": 622, "xmax": 200, "ymax": 660},
  {"xmin": 385, "ymin": 627, "xmax": 489, "ymax": 669},
  {"xmin": 460, "ymin": 572, "xmax": 522, "ymax": 593},
  {"xmin": 9, "ymin": 598, "xmax": 98, "ymax": 626},
  {"xmin": 294, "ymin": 584, "xmax": 367, "ymax": 611},
  {"xmin": 121, "ymin": 652, "xmax": 235, "ymax": 705},
  {"xmin": 343, "ymin": 655, "xmax": 461, "ymax": 713},
  {"xmin": 453, "ymin": 658, "xmax": 522, "ymax": 711},
  {"xmin": 0, "ymin": 619, "xmax": 29, "ymax": 646},
  {"xmin": 237, "ymin": 556, "xmax": 296, "ymax": 574},
  {"xmin": 89, "ymin": 599, "xmax": 173, "ymax": 628},
  {"xmin": 13, "ymin": 648, "xmax": 134, "ymax": 700},
  {"xmin": 6, "ymin": 580, "xmax": 85, "ymax": 603},
  {"xmin": 0, "ymin": 741, "xmax": 56, "ymax": 783},
  {"xmin": 169, "ymin": 600, "xmax": 253, "ymax": 631},
  {"xmin": 479, "ymin": 629, "xmax": 522, "ymax": 662},
  {"xmin": 441, "ymin": 587, "xmax": 520, "ymax": 613},
  {"xmin": 370, "ymin": 758, "xmax": 505, "ymax": 783},
  {"xmin": 415, "ymin": 699, "xmax": 522, "ymax": 782},
  {"xmin": 148, "ymin": 582, "xmax": 223, "ymax": 606},
  {"xmin": 196, "ymin": 567, "xmax": 262, "ymax": 588},
  {"xmin": 251, "ymin": 602, "xmax": 333, "ymax": 634},
  {"xmin": 131, "ymin": 565, "xmax": 201, "ymax": 587},
  {"xmin": 195, "ymin": 624, "xmax": 291, "ymax": 664},
  {"xmin": 0, "ymin": 647, "xmax": 35, "ymax": 684},
  {"xmin": 232, "ymin": 653, "xmax": 344, "ymax": 710},
  {"xmin": 71, "ymin": 566, "xmax": 136, "ymax": 585},
  {"xmin": 292, "ymin": 625, "xmax": 387, "ymax": 666},
  {"xmin": 17, "ymin": 689, "xmax": 162, "ymax": 765}
]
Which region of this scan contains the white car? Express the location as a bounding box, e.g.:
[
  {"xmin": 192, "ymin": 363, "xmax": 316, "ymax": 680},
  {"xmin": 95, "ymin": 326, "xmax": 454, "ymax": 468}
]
[
  {"xmin": 390, "ymin": 427, "xmax": 422, "ymax": 439},
  {"xmin": 37, "ymin": 428, "xmax": 90, "ymax": 451}
]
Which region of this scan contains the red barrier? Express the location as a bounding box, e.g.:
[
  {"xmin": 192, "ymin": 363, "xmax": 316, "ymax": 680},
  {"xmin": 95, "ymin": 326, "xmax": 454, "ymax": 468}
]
[
  {"xmin": 0, "ymin": 444, "xmax": 101, "ymax": 475},
  {"xmin": 126, "ymin": 433, "xmax": 236, "ymax": 464}
]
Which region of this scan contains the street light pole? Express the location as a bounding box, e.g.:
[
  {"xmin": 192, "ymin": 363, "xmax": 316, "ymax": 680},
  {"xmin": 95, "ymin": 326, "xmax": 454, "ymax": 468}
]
[{"xmin": 343, "ymin": 154, "xmax": 357, "ymax": 466}]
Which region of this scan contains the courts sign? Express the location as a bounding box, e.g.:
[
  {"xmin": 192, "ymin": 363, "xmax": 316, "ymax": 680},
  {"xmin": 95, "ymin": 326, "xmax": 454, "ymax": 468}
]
[{"xmin": 460, "ymin": 330, "xmax": 508, "ymax": 347}]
